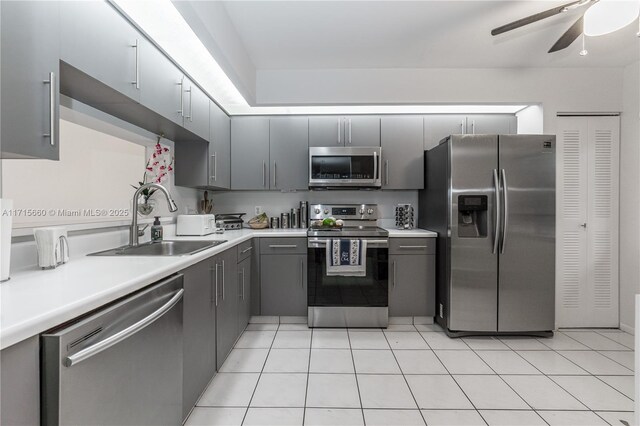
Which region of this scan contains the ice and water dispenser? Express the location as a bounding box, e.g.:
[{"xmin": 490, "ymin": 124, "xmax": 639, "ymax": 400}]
[{"xmin": 457, "ymin": 195, "xmax": 488, "ymax": 238}]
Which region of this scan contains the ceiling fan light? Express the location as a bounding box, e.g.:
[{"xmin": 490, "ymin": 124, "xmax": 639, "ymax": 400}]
[{"xmin": 584, "ymin": 0, "xmax": 640, "ymax": 36}]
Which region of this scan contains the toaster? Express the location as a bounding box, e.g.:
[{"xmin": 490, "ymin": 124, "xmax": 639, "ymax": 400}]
[{"xmin": 176, "ymin": 214, "xmax": 216, "ymax": 236}]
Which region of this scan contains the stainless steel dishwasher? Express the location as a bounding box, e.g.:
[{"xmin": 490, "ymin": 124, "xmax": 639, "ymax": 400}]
[{"xmin": 41, "ymin": 274, "xmax": 184, "ymax": 426}]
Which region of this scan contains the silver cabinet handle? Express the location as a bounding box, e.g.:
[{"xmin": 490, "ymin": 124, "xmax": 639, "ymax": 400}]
[
  {"xmin": 184, "ymin": 86, "xmax": 193, "ymax": 121},
  {"xmin": 43, "ymin": 72, "xmax": 56, "ymax": 146},
  {"xmin": 493, "ymin": 169, "xmax": 501, "ymax": 255},
  {"xmin": 64, "ymin": 288, "xmax": 184, "ymax": 367},
  {"xmin": 262, "ymin": 161, "xmax": 266, "ymax": 187},
  {"xmin": 210, "ymin": 266, "xmax": 215, "ymax": 305},
  {"xmin": 300, "ymin": 257, "xmax": 304, "ymax": 288},
  {"xmin": 398, "ymin": 245, "xmax": 428, "ymax": 249},
  {"xmin": 131, "ymin": 39, "xmax": 139, "ymax": 89},
  {"xmin": 460, "ymin": 119, "xmax": 465, "ymax": 134},
  {"xmin": 348, "ymin": 118, "xmax": 352, "ymax": 144},
  {"xmin": 337, "ymin": 118, "xmax": 341, "ymax": 144},
  {"xmin": 214, "ymin": 262, "xmax": 219, "ymax": 306},
  {"xmin": 178, "ymin": 77, "xmax": 184, "ymax": 117},
  {"xmin": 500, "ymin": 169, "xmax": 509, "ymax": 254},
  {"xmin": 241, "ymin": 246, "xmax": 253, "ymax": 254},
  {"xmin": 385, "ymin": 160, "xmax": 390, "ymax": 185},
  {"xmin": 471, "ymin": 120, "xmax": 475, "ymax": 134},
  {"xmin": 393, "ymin": 260, "xmax": 396, "ymax": 288},
  {"xmin": 221, "ymin": 260, "xmax": 225, "ymax": 300},
  {"xmin": 273, "ymin": 162, "xmax": 277, "ymax": 188},
  {"xmin": 269, "ymin": 244, "xmax": 297, "ymax": 248},
  {"xmin": 210, "ymin": 153, "xmax": 217, "ymax": 182},
  {"xmin": 239, "ymin": 268, "xmax": 245, "ymax": 300}
]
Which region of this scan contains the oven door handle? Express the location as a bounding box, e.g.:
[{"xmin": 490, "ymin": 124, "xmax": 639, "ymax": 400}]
[{"xmin": 307, "ymin": 238, "xmax": 389, "ymax": 248}]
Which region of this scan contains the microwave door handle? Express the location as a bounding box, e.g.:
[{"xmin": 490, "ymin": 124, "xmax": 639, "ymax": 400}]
[{"xmin": 373, "ymin": 151, "xmax": 378, "ymax": 181}]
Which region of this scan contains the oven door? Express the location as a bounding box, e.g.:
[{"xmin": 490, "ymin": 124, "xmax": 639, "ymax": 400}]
[
  {"xmin": 309, "ymin": 147, "xmax": 381, "ymax": 188},
  {"xmin": 307, "ymin": 237, "xmax": 388, "ymax": 308}
]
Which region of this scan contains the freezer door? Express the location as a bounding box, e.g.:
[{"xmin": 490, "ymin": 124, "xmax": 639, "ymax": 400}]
[
  {"xmin": 448, "ymin": 135, "xmax": 499, "ymax": 332},
  {"xmin": 498, "ymin": 135, "xmax": 555, "ymax": 332}
]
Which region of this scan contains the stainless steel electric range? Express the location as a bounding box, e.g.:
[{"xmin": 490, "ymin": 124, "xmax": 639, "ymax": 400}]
[{"xmin": 307, "ymin": 204, "xmax": 389, "ymax": 328}]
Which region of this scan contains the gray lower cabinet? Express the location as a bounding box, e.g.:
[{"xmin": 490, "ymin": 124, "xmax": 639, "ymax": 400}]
[
  {"xmin": 139, "ymin": 39, "xmax": 184, "ymax": 127},
  {"xmin": 466, "ymin": 114, "xmax": 517, "ymax": 135},
  {"xmin": 269, "ymin": 117, "xmax": 309, "ymax": 190},
  {"xmin": 181, "ymin": 260, "xmax": 216, "ymax": 420},
  {"xmin": 215, "ymin": 248, "xmax": 239, "ymax": 370},
  {"xmin": 388, "ymin": 238, "xmax": 436, "ymax": 317},
  {"xmin": 0, "ymin": 336, "xmax": 40, "ymax": 426},
  {"xmin": 209, "ymin": 102, "xmax": 231, "ymax": 189},
  {"xmin": 1, "ymin": 0, "xmax": 60, "ymax": 160},
  {"xmin": 60, "ymin": 1, "xmax": 140, "ymax": 103},
  {"xmin": 182, "ymin": 78, "xmax": 210, "ymax": 141},
  {"xmin": 260, "ymin": 238, "xmax": 307, "ymax": 316},
  {"xmin": 238, "ymin": 256, "xmax": 252, "ymax": 333},
  {"xmin": 381, "ymin": 116, "xmax": 424, "ymax": 189},
  {"xmin": 231, "ymin": 117, "xmax": 270, "ymax": 190}
]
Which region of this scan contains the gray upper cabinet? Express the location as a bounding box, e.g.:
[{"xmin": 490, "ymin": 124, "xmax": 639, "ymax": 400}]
[
  {"xmin": 60, "ymin": 1, "xmax": 140, "ymax": 102},
  {"xmin": 231, "ymin": 117, "xmax": 270, "ymax": 190},
  {"xmin": 1, "ymin": 0, "xmax": 60, "ymax": 160},
  {"xmin": 423, "ymin": 114, "xmax": 466, "ymax": 151},
  {"xmin": 269, "ymin": 117, "xmax": 309, "ymax": 190},
  {"xmin": 139, "ymin": 40, "xmax": 184, "ymax": 127},
  {"xmin": 215, "ymin": 248, "xmax": 239, "ymax": 370},
  {"xmin": 182, "ymin": 78, "xmax": 210, "ymax": 141},
  {"xmin": 466, "ymin": 114, "xmax": 517, "ymax": 135},
  {"xmin": 181, "ymin": 260, "xmax": 216, "ymax": 421},
  {"xmin": 209, "ymin": 102, "xmax": 231, "ymax": 189},
  {"xmin": 381, "ymin": 116, "xmax": 424, "ymax": 190},
  {"xmin": 309, "ymin": 116, "xmax": 379, "ymax": 147}
]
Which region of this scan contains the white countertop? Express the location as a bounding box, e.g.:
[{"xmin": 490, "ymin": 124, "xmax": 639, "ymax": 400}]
[{"xmin": 1, "ymin": 227, "xmax": 435, "ymax": 350}]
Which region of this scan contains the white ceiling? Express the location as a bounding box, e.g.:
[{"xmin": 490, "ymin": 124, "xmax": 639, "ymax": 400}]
[{"xmin": 220, "ymin": 0, "xmax": 639, "ymax": 69}]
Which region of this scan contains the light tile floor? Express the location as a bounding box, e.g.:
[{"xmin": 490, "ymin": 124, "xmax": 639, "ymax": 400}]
[{"xmin": 186, "ymin": 318, "xmax": 635, "ymax": 426}]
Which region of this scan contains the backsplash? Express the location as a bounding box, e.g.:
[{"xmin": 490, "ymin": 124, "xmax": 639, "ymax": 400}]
[{"xmin": 206, "ymin": 190, "xmax": 419, "ymax": 225}]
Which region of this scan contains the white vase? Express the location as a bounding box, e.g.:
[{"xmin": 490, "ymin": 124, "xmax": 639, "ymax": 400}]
[{"xmin": 1, "ymin": 199, "xmax": 13, "ymax": 282}]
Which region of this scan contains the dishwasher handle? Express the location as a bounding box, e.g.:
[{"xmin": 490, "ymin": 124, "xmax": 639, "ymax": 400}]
[{"xmin": 64, "ymin": 288, "xmax": 184, "ymax": 368}]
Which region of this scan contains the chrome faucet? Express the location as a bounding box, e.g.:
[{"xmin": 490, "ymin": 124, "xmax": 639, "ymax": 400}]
[{"xmin": 130, "ymin": 183, "xmax": 178, "ymax": 246}]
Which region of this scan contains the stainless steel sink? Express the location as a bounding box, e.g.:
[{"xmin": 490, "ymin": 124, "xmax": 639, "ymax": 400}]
[{"xmin": 88, "ymin": 240, "xmax": 227, "ymax": 257}]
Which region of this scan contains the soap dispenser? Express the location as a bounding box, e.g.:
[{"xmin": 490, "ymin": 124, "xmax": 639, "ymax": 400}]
[{"xmin": 151, "ymin": 216, "xmax": 163, "ymax": 242}]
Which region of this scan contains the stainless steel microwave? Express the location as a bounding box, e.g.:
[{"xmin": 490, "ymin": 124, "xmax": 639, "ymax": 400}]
[{"xmin": 309, "ymin": 147, "xmax": 382, "ymax": 189}]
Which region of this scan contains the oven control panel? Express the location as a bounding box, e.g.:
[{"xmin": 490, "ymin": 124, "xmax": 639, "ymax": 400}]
[{"xmin": 309, "ymin": 204, "xmax": 379, "ymax": 221}]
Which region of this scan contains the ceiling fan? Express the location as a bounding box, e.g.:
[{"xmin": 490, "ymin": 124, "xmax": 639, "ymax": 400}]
[{"xmin": 491, "ymin": 0, "xmax": 639, "ymax": 54}]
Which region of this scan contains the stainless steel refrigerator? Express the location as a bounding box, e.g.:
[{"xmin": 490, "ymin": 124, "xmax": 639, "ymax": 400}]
[{"xmin": 419, "ymin": 134, "xmax": 555, "ymax": 336}]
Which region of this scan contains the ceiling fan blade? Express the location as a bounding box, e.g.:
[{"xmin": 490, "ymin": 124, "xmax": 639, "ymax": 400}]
[
  {"xmin": 548, "ymin": 15, "xmax": 584, "ymax": 53},
  {"xmin": 491, "ymin": 0, "xmax": 584, "ymax": 36}
]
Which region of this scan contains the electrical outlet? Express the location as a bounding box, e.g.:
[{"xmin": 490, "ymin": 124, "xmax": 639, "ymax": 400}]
[{"xmin": 255, "ymin": 206, "xmax": 262, "ymax": 215}]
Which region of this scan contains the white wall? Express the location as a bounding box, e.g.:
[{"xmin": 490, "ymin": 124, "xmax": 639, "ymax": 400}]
[
  {"xmin": 516, "ymin": 105, "xmax": 544, "ymax": 134},
  {"xmin": 619, "ymin": 60, "xmax": 640, "ymax": 333},
  {"xmin": 256, "ymin": 67, "xmax": 624, "ymax": 135}
]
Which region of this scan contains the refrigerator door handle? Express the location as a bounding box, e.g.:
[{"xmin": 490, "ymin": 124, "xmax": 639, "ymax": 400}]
[
  {"xmin": 492, "ymin": 169, "xmax": 501, "ymax": 254},
  {"xmin": 500, "ymin": 168, "xmax": 509, "ymax": 254}
]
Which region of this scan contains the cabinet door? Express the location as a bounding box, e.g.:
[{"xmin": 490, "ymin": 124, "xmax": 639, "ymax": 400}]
[
  {"xmin": 344, "ymin": 116, "xmax": 380, "ymax": 147},
  {"xmin": 210, "ymin": 102, "xmax": 231, "ymax": 189},
  {"xmin": 139, "ymin": 41, "xmax": 184, "ymax": 126},
  {"xmin": 60, "ymin": 1, "xmax": 140, "ymax": 102},
  {"xmin": 1, "ymin": 1, "xmax": 59, "ymax": 160},
  {"xmin": 231, "ymin": 117, "xmax": 270, "ymax": 190},
  {"xmin": 215, "ymin": 248, "xmax": 239, "ymax": 370},
  {"xmin": 389, "ymin": 254, "xmax": 435, "ymax": 317},
  {"xmin": 1, "ymin": 336, "xmax": 40, "ymax": 426},
  {"xmin": 182, "ymin": 78, "xmax": 210, "ymax": 141},
  {"xmin": 269, "ymin": 117, "xmax": 309, "ymax": 190},
  {"xmin": 381, "ymin": 116, "xmax": 424, "ymax": 189},
  {"xmin": 261, "ymin": 254, "xmax": 307, "ymax": 316},
  {"xmin": 182, "ymin": 260, "xmax": 216, "ymax": 420},
  {"xmin": 309, "ymin": 116, "xmax": 343, "ymax": 147},
  {"xmin": 466, "ymin": 114, "xmax": 515, "ymax": 135},
  {"xmin": 238, "ymin": 256, "xmax": 252, "ymax": 333},
  {"xmin": 424, "ymin": 115, "xmax": 467, "ymax": 151}
]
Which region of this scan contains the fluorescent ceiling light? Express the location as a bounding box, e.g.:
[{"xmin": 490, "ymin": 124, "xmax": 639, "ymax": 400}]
[
  {"xmin": 584, "ymin": 0, "xmax": 640, "ymax": 36},
  {"xmin": 226, "ymin": 104, "xmax": 530, "ymax": 116},
  {"xmin": 112, "ymin": 0, "xmax": 248, "ymax": 108}
]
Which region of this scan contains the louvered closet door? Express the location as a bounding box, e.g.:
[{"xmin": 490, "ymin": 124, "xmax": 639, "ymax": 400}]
[{"xmin": 556, "ymin": 116, "xmax": 619, "ymax": 327}]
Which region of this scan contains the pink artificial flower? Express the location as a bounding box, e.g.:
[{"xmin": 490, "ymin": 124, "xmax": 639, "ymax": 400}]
[
  {"xmin": 168, "ymin": 166, "xmax": 173, "ymax": 171},
  {"xmin": 160, "ymin": 165, "xmax": 166, "ymax": 170},
  {"xmin": 163, "ymin": 147, "xmax": 169, "ymax": 152},
  {"xmin": 152, "ymin": 153, "xmax": 157, "ymax": 158},
  {"xmin": 146, "ymin": 167, "xmax": 153, "ymax": 172}
]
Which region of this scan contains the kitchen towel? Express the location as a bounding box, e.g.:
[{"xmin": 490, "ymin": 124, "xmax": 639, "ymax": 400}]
[{"xmin": 326, "ymin": 238, "xmax": 367, "ymax": 277}]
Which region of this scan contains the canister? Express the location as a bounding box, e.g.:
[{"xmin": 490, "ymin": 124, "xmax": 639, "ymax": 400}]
[
  {"xmin": 291, "ymin": 208, "xmax": 300, "ymax": 228},
  {"xmin": 300, "ymin": 201, "xmax": 308, "ymax": 227},
  {"xmin": 270, "ymin": 217, "xmax": 280, "ymax": 228},
  {"xmin": 280, "ymin": 213, "xmax": 290, "ymax": 229}
]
